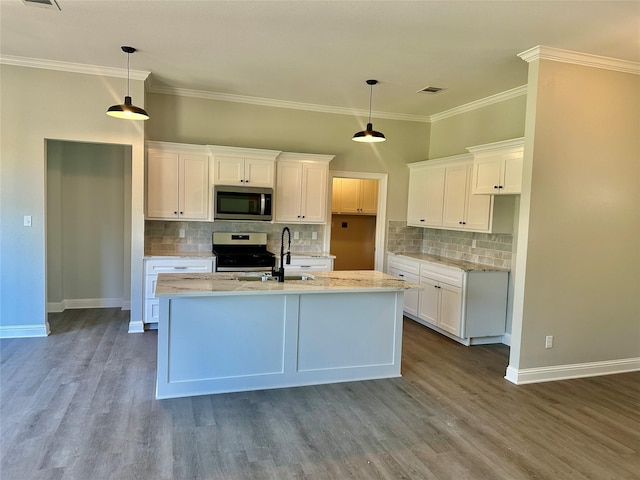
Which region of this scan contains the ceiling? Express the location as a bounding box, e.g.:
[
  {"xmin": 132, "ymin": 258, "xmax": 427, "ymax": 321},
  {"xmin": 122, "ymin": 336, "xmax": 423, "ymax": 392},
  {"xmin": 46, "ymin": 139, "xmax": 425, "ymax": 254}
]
[{"xmin": 1, "ymin": 0, "xmax": 639, "ymax": 119}]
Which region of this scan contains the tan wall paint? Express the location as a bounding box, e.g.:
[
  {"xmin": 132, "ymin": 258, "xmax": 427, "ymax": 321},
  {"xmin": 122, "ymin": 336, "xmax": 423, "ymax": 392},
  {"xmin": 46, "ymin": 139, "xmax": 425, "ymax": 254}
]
[
  {"xmin": 145, "ymin": 93, "xmax": 430, "ymax": 220},
  {"xmin": 511, "ymin": 60, "xmax": 640, "ymax": 369},
  {"xmin": 0, "ymin": 65, "xmax": 146, "ymax": 331},
  {"xmin": 428, "ymin": 95, "xmax": 527, "ymax": 158}
]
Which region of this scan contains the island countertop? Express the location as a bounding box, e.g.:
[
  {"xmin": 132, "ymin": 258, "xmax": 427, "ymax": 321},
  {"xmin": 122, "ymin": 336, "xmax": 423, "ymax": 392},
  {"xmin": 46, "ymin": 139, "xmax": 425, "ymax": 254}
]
[{"xmin": 155, "ymin": 270, "xmax": 419, "ymax": 297}]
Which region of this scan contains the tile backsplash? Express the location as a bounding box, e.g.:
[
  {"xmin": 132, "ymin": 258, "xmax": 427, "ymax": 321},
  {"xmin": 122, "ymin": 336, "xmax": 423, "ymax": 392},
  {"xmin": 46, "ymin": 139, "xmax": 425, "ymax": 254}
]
[
  {"xmin": 145, "ymin": 221, "xmax": 325, "ymax": 254},
  {"xmin": 387, "ymin": 221, "xmax": 513, "ymax": 268}
]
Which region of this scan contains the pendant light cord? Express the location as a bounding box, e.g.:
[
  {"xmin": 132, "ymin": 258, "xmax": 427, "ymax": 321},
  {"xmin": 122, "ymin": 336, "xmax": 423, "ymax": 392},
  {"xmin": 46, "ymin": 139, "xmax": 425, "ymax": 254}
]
[
  {"xmin": 126, "ymin": 51, "xmax": 130, "ymax": 97},
  {"xmin": 368, "ymin": 83, "xmax": 373, "ymax": 124}
]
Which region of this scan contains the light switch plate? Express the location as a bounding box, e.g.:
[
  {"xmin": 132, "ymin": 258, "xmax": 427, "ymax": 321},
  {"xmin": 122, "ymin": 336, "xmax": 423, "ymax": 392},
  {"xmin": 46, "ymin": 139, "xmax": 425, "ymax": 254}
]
[{"xmin": 24, "ymin": 215, "xmax": 32, "ymax": 227}]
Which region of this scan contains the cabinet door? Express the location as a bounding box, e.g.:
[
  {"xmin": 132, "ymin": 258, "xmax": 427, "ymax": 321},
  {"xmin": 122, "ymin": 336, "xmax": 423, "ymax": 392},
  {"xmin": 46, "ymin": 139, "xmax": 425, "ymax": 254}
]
[
  {"xmin": 407, "ymin": 167, "xmax": 429, "ymax": 226},
  {"xmin": 389, "ymin": 268, "xmax": 420, "ymax": 317},
  {"xmin": 244, "ymin": 158, "xmax": 274, "ymax": 187},
  {"xmin": 300, "ymin": 163, "xmax": 328, "ymax": 223},
  {"xmin": 147, "ymin": 152, "xmax": 179, "ymax": 219},
  {"xmin": 472, "ymin": 157, "xmax": 502, "ymax": 194},
  {"xmin": 274, "ymin": 161, "xmax": 303, "ymax": 222},
  {"xmin": 501, "ymin": 152, "xmax": 523, "ymax": 194},
  {"xmin": 338, "ymin": 178, "xmax": 360, "ymax": 213},
  {"xmin": 331, "ymin": 178, "xmax": 342, "ymax": 213},
  {"xmin": 418, "ymin": 276, "xmax": 439, "ymax": 327},
  {"xmin": 438, "ymin": 283, "xmax": 462, "ymax": 336},
  {"xmin": 463, "ymin": 165, "xmax": 492, "ymax": 231},
  {"xmin": 442, "ymin": 164, "xmax": 468, "ymax": 228},
  {"xmin": 213, "ymin": 156, "xmax": 245, "ymax": 185},
  {"xmin": 423, "ymin": 168, "xmax": 446, "ymax": 227},
  {"xmin": 179, "ymin": 154, "xmax": 209, "ymax": 220},
  {"xmin": 359, "ymin": 179, "xmax": 378, "ymax": 214}
]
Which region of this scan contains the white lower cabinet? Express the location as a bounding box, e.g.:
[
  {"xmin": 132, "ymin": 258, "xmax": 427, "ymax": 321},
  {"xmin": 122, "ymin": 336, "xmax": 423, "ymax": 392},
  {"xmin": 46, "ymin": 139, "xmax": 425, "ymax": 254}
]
[
  {"xmin": 144, "ymin": 258, "xmax": 214, "ymax": 324},
  {"xmin": 387, "ymin": 254, "xmax": 508, "ymax": 345}
]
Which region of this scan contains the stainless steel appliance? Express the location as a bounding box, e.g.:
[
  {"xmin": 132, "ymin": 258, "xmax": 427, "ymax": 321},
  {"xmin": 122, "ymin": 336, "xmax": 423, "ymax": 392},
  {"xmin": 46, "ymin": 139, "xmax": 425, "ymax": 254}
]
[
  {"xmin": 213, "ymin": 186, "xmax": 273, "ymax": 221},
  {"xmin": 212, "ymin": 232, "xmax": 276, "ymax": 272}
]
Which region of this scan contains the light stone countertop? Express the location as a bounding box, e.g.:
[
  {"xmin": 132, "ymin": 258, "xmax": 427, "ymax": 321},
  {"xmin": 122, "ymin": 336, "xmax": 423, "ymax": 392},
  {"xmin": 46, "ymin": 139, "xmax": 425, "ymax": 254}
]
[
  {"xmin": 144, "ymin": 251, "xmax": 216, "ymax": 259},
  {"xmin": 388, "ymin": 252, "xmax": 509, "ymax": 272},
  {"xmin": 289, "ymin": 251, "xmax": 335, "ymax": 259},
  {"xmin": 155, "ymin": 270, "xmax": 420, "ymax": 297}
]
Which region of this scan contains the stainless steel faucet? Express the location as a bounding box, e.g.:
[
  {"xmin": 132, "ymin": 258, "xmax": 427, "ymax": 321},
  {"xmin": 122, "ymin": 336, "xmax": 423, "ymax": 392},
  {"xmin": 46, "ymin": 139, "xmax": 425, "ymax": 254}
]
[{"xmin": 273, "ymin": 227, "xmax": 291, "ymax": 282}]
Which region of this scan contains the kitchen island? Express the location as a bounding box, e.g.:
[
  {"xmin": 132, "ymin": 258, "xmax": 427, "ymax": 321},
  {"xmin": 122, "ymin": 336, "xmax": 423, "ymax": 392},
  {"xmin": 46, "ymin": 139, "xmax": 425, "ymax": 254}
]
[{"xmin": 154, "ymin": 270, "xmax": 418, "ymax": 399}]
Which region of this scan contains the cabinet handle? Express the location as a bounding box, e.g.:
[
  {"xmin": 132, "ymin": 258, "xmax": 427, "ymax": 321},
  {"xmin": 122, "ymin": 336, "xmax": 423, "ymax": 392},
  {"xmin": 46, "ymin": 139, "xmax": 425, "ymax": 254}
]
[
  {"xmin": 498, "ymin": 185, "xmax": 503, "ymax": 189},
  {"xmin": 398, "ymin": 274, "xmax": 404, "ymax": 277},
  {"xmin": 245, "ymin": 180, "xmax": 249, "ymax": 183},
  {"xmin": 173, "ymin": 266, "xmax": 188, "ymax": 270},
  {"xmin": 420, "ymin": 219, "xmax": 425, "ymax": 222}
]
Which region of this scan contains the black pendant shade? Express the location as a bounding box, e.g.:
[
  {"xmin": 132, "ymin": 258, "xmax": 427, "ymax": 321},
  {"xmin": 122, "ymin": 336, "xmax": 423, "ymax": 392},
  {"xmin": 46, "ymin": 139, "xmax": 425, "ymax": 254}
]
[
  {"xmin": 352, "ymin": 79, "xmax": 386, "ymax": 143},
  {"xmin": 106, "ymin": 46, "xmax": 149, "ymax": 120}
]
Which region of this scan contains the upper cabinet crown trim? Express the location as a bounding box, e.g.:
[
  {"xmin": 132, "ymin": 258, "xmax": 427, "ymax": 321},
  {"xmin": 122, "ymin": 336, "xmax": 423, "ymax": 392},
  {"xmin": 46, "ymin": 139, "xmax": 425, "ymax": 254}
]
[
  {"xmin": 518, "ymin": 46, "xmax": 640, "ymax": 75},
  {"xmin": 146, "ymin": 141, "xmax": 209, "ymax": 154},
  {"xmin": 207, "ymin": 145, "xmax": 281, "ymax": 160},
  {"xmin": 278, "ymin": 152, "xmax": 335, "ymax": 163},
  {"xmin": 466, "ymin": 137, "xmax": 524, "ymax": 154},
  {"xmin": 408, "ymin": 153, "xmax": 472, "ymax": 170}
]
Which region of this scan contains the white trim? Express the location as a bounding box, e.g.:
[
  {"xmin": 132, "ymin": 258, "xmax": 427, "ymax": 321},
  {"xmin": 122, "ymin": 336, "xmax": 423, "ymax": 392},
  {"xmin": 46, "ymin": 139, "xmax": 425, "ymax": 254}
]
[
  {"xmin": 429, "ymin": 85, "xmax": 527, "ymax": 122},
  {"xmin": 0, "ymin": 324, "xmax": 50, "ymax": 338},
  {"xmin": 0, "ymin": 55, "xmax": 150, "ymax": 80},
  {"xmin": 505, "ymin": 358, "xmax": 640, "ymax": 385},
  {"xmin": 46, "ymin": 298, "xmax": 125, "ymax": 312},
  {"xmin": 327, "ymin": 171, "xmax": 388, "ymax": 272},
  {"xmin": 517, "ymin": 46, "xmax": 640, "ymax": 75},
  {"xmin": 502, "ymin": 333, "xmax": 512, "ymax": 346},
  {"xmin": 128, "ymin": 319, "xmax": 145, "ymax": 333},
  {"xmin": 147, "ymin": 81, "xmax": 428, "ymax": 123}
]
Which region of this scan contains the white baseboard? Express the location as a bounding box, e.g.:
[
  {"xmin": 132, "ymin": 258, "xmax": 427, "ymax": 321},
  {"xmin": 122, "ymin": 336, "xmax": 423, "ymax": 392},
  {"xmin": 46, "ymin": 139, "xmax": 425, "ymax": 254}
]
[
  {"xmin": 47, "ymin": 298, "xmax": 125, "ymax": 313},
  {"xmin": 128, "ymin": 319, "xmax": 145, "ymax": 333},
  {"xmin": 505, "ymin": 357, "xmax": 640, "ymax": 385},
  {"xmin": 0, "ymin": 323, "xmax": 50, "ymax": 338},
  {"xmin": 502, "ymin": 333, "xmax": 512, "ymax": 346}
]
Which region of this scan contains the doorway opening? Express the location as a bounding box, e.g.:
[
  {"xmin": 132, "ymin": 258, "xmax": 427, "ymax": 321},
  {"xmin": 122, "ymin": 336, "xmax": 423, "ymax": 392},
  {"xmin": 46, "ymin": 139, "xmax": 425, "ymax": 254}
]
[
  {"xmin": 46, "ymin": 140, "xmax": 132, "ymax": 314},
  {"xmin": 327, "ymin": 172, "xmax": 387, "ymax": 271}
]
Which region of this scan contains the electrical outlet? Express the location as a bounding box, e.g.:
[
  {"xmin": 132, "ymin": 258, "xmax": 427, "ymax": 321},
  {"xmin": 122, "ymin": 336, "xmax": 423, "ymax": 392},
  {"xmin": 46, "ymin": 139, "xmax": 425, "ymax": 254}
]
[
  {"xmin": 471, "ymin": 239, "xmax": 477, "ymax": 248},
  {"xmin": 23, "ymin": 215, "xmax": 32, "ymax": 227},
  {"xmin": 545, "ymin": 335, "xmax": 553, "ymax": 349},
  {"xmin": 294, "ymin": 231, "xmax": 300, "ymax": 240},
  {"xmin": 179, "ymin": 229, "xmax": 185, "ymax": 238},
  {"xmin": 312, "ymin": 231, "xmax": 318, "ymax": 240}
]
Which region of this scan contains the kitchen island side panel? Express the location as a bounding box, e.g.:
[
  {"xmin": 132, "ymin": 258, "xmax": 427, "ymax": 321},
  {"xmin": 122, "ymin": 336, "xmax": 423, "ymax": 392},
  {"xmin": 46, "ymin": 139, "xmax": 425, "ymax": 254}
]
[{"xmin": 156, "ymin": 291, "xmax": 403, "ymax": 399}]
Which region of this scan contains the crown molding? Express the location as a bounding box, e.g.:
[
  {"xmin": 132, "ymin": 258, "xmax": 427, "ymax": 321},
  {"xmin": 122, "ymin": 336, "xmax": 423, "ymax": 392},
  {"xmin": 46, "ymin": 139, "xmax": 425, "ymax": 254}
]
[
  {"xmin": 0, "ymin": 55, "xmax": 150, "ymax": 80},
  {"xmin": 146, "ymin": 80, "xmax": 429, "ymax": 123},
  {"xmin": 429, "ymin": 85, "xmax": 527, "ymax": 123},
  {"xmin": 518, "ymin": 46, "xmax": 640, "ymax": 75}
]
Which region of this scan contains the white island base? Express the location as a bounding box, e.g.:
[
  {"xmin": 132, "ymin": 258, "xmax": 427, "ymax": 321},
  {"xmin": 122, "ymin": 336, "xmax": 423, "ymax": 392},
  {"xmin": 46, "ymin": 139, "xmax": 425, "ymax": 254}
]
[{"xmin": 156, "ymin": 278, "xmax": 406, "ymax": 399}]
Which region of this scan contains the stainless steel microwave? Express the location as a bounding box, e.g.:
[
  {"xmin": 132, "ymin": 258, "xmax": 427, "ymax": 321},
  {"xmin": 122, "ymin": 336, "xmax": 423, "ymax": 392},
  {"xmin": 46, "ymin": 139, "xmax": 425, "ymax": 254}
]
[{"xmin": 213, "ymin": 186, "xmax": 273, "ymax": 221}]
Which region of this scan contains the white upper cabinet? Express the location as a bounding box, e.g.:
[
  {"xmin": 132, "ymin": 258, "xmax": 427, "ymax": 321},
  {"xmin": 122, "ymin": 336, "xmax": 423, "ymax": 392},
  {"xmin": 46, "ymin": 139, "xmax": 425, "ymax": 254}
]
[
  {"xmin": 407, "ymin": 154, "xmax": 513, "ymax": 234},
  {"xmin": 332, "ymin": 178, "xmax": 378, "ymax": 215},
  {"xmin": 468, "ymin": 137, "xmax": 524, "ymax": 195},
  {"xmin": 209, "ymin": 145, "xmax": 280, "ymax": 188},
  {"xmin": 275, "ymin": 153, "xmax": 334, "ymax": 224},
  {"xmin": 146, "ymin": 142, "xmax": 209, "ymax": 221}
]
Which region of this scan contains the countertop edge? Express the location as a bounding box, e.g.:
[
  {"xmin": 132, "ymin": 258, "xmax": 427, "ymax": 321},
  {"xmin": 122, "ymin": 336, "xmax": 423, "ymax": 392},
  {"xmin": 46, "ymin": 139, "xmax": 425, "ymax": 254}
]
[{"xmin": 388, "ymin": 252, "xmax": 510, "ymax": 272}]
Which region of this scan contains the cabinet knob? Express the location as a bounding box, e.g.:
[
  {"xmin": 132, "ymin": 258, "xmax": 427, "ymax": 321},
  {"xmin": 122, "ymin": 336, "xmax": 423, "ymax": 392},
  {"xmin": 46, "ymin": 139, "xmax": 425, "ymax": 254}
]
[
  {"xmin": 180, "ymin": 211, "xmax": 183, "ymax": 215},
  {"xmin": 494, "ymin": 185, "xmax": 499, "ymax": 189},
  {"xmin": 302, "ymin": 215, "xmax": 305, "ymax": 218},
  {"xmin": 174, "ymin": 211, "xmax": 178, "ymax": 215},
  {"xmin": 245, "ymin": 180, "xmax": 249, "ymax": 183},
  {"xmin": 498, "ymin": 185, "xmax": 503, "ymax": 189}
]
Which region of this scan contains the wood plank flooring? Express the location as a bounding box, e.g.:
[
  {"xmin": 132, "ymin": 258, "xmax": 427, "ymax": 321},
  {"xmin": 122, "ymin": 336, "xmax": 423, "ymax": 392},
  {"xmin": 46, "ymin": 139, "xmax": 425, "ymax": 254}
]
[{"xmin": 1, "ymin": 308, "xmax": 638, "ymax": 479}]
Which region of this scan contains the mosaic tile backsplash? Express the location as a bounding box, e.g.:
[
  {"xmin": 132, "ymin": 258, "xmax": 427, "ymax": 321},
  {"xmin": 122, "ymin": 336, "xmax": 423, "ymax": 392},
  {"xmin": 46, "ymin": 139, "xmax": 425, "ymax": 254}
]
[
  {"xmin": 145, "ymin": 221, "xmax": 326, "ymax": 254},
  {"xmin": 387, "ymin": 220, "xmax": 513, "ymax": 269}
]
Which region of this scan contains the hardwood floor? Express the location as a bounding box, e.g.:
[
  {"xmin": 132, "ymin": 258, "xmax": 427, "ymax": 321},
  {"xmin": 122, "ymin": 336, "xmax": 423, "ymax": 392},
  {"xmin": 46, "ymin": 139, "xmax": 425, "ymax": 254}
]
[{"xmin": 1, "ymin": 308, "xmax": 638, "ymax": 479}]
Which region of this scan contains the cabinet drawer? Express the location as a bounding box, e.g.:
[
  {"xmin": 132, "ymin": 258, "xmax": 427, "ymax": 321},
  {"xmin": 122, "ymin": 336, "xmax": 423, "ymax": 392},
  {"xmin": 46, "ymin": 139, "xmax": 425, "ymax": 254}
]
[
  {"xmin": 285, "ymin": 258, "xmax": 333, "ymax": 271},
  {"xmin": 387, "ymin": 267, "xmax": 419, "ymax": 284},
  {"xmin": 144, "ymin": 299, "xmax": 160, "ymax": 324},
  {"xmin": 145, "ymin": 259, "xmax": 213, "ymax": 274},
  {"xmin": 420, "ymin": 262, "xmax": 463, "ymax": 287},
  {"xmin": 388, "ymin": 256, "xmax": 420, "ymax": 276}
]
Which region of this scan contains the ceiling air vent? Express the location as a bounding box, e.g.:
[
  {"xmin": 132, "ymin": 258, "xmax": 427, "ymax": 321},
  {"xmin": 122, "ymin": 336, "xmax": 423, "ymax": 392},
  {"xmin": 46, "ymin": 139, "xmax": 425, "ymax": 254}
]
[
  {"xmin": 417, "ymin": 86, "xmax": 446, "ymax": 94},
  {"xmin": 22, "ymin": 0, "xmax": 61, "ymax": 10}
]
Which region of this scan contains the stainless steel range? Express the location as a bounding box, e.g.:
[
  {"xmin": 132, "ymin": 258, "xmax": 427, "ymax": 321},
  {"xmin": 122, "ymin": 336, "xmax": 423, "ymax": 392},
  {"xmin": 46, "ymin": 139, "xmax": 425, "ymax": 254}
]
[{"xmin": 212, "ymin": 232, "xmax": 276, "ymax": 272}]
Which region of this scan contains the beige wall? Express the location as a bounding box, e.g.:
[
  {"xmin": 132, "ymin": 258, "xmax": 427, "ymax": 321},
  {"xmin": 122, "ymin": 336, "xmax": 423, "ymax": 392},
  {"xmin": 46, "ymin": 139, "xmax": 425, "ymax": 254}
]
[
  {"xmin": 510, "ymin": 59, "xmax": 640, "ymax": 370},
  {"xmin": 145, "ymin": 93, "xmax": 430, "ymax": 220},
  {"xmin": 428, "ymin": 95, "xmax": 527, "ymax": 159},
  {"xmin": 0, "ymin": 65, "xmax": 145, "ymax": 333}
]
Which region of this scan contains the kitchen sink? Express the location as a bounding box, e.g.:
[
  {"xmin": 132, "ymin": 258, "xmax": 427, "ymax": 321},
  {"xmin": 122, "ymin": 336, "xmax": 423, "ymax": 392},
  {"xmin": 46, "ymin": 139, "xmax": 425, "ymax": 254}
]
[{"xmin": 236, "ymin": 273, "xmax": 315, "ymax": 282}]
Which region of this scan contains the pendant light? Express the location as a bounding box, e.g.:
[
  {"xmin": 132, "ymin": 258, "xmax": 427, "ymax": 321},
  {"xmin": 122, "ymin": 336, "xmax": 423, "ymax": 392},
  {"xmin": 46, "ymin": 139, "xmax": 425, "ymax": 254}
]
[
  {"xmin": 352, "ymin": 79, "xmax": 385, "ymax": 143},
  {"xmin": 106, "ymin": 46, "xmax": 149, "ymax": 120}
]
